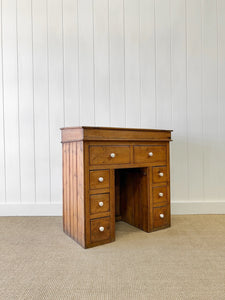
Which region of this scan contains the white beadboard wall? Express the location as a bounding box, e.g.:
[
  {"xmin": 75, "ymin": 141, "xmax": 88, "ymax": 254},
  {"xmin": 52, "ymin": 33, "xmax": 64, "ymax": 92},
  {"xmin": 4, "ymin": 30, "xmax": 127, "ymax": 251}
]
[{"xmin": 0, "ymin": 0, "xmax": 225, "ymax": 216}]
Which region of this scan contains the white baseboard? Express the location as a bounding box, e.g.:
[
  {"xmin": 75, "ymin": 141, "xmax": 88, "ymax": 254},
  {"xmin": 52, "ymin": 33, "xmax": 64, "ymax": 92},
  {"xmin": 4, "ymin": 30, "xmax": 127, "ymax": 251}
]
[
  {"xmin": 0, "ymin": 202, "xmax": 225, "ymax": 216},
  {"xmin": 0, "ymin": 203, "xmax": 62, "ymax": 216},
  {"xmin": 171, "ymin": 201, "xmax": 225, "ymax": 215}
]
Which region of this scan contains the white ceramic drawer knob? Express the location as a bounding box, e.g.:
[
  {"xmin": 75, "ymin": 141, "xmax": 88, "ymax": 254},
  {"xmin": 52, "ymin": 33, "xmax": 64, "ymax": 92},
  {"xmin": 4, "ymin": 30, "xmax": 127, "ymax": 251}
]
[
  {"xmin": 99, "ymin": 226, "xmax": 104, "ymax": 232},
  {"xmin": 98, "ymin": 201, "xmax": 104, "ymax": 207},
  {"xmin": 110, "ymin": 153, "xmax": 116, "ymax": 158},
  {"xmin": 159, "ymin": 213, "xmax": 164, "ymax": 219},
  {"xmin": 159, "ymin": 192, "xmax": 164, "ymax": 197},
  {"xmin": 159, "ymin": 172, "xmax": 164, "ymax": 177},
  {"xmin": 98, "ymin": 177, "xmax": 104, "ymax": 183},
  {"xmin": 148, "ymin": 152, "xmax": 153, "ymax": 157}
]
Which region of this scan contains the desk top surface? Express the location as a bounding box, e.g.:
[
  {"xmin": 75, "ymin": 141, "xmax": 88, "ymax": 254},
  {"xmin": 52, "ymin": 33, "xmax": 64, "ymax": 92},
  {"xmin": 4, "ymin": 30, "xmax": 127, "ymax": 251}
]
[
  {"xmin": 61, "ymin": 126, "xmax": 172, "ymax": 143},
  {"xmin": 61, "ymin": 126, "xmax": 172, "ymax": 132}
]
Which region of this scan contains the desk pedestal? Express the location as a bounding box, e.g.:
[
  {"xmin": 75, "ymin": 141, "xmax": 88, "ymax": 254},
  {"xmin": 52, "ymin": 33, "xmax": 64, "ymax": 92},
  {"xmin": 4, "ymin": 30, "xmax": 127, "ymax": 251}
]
[{"xmin": 61, "ymin": 126, "xmax": 172, "ymax": 248}]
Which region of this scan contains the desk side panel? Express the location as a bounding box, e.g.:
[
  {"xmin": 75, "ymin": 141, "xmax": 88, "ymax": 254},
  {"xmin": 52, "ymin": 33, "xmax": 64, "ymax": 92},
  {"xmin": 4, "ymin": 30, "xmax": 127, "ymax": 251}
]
[
  {"xmin": 77, "ymin": 141, "xmax": 85, "ymax": 247},
  {"xmin": 62, "ymin": 141, "xmax": 85, "ymax": 247},
  {"xmin": 62, "ymin": 143, "xmax": 70, "ymax": 235}
]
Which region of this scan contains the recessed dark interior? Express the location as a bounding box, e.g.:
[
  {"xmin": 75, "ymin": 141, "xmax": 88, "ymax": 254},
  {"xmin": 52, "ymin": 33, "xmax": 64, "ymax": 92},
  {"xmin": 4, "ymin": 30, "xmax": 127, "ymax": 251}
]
[{"xmin": 115, "ymin": 167, "xmax": 149, "ymax": 231}]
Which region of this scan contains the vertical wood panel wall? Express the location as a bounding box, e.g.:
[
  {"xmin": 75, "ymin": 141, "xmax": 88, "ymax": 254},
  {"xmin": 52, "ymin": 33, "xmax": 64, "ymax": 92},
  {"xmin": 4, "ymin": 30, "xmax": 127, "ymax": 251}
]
[{"xmin": 0, "ymin": 0, "xmax": 225, "ymax": 215}]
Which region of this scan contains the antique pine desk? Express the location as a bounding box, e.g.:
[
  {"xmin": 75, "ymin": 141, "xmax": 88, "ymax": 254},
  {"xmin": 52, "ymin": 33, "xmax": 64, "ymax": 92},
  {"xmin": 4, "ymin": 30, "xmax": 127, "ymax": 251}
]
[{"xmin": 61, "ymin": 126, "xmax": 172, "ymax": 248}]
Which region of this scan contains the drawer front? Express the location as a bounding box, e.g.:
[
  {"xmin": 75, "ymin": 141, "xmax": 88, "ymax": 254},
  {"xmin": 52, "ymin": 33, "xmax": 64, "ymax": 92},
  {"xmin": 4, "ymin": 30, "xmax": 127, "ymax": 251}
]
[
  {"xmin": 134, "ymin": 145, "xmax": 166, "ymax": 164},
  {"xmin": 152, "ymin": 166, "xmax": 168, "ymax": 183},
  {"xmin": 153, "ymin": 205, "xmax": 170, "ymax": 229},
  {"xmin": 89, "ymin": 145, "xmax": 130, "ymax": 165},
  {"xmin": 89, "ymin": 170, "xmax": 110, "ymax": 190},
  {"xmin": 90, "ymin": 193, "xmax": 110, "ymax": 214},
  {"xmin": 153, "ymin": 185, "xmax": 168, "ymax": 206},
  {"xmin": 90, "ymin": 217, "xmax": 111, "ymax": 243}
]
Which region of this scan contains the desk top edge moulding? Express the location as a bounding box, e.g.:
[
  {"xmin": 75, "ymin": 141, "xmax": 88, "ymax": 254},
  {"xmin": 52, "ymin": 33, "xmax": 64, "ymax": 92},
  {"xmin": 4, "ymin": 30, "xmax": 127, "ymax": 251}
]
[
  {"xmin": 61, "ymin": 126, "xmax": 173, "ymax": 143},
  {"xmin": 61, "ymin": 126, "xmax": 173, "ymax": 248}
]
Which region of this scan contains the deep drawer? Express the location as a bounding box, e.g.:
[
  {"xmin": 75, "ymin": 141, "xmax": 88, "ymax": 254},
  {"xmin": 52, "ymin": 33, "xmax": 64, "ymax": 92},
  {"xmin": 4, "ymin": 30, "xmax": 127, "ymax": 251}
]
[
  {"xmin": 134, "ymin": 145, "xmax": 166, "ymax": 164},
  {"xmin": 90, "ymin": 217, "xmax": 111, "ymax": 243},
  {"xmin": 89, "ymin": 145, "xmax": 130, "ymax": 165},
  {"xmin": 153, "ymin": 205, "xmax": 170, "ymax": 229}
]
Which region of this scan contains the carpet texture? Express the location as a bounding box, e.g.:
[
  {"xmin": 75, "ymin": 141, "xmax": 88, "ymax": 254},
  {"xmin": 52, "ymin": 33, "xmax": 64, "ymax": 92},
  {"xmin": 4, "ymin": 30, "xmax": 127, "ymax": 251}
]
[{"xmin": 0, "ymin": 215, "xmax": 224, "ymax": 300}]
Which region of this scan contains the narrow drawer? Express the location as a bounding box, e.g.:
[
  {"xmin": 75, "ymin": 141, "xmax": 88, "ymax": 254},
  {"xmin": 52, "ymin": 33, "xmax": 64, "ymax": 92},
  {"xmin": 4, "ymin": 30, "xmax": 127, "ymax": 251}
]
[
  {"xmin": 90, "ymin": 217, "xmax": 111, "ymax": 243},
  {"xmin": 153, "ymin": 205, "xmax": 170, "ymax": 229},
  {"xmin": 90, "ymin": 193, "xmax": 110, "ymax": 214},
  {"xmin": 89, "ymin": 145, "xmax": 130, "ymax": 165},
  {"xmin": 152, "ymin": 166, "xmax": 168, "ymax": 184},
  {"xmin": 153, "ymin": 185, "xmax": 168, "ymax": 207},
  {"xmin": 134, "ymin": 145, "xmax": 166, "ymax": 164},
  {"xmin": 89, "ymin": 170, "xmax": 110, "ymax": 190}
]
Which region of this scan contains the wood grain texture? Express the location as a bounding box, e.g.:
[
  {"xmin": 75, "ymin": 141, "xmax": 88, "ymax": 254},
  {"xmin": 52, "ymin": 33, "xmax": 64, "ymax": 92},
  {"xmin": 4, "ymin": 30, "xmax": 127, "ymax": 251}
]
[
  {"xmin": 70, "ymin": 142, "xmax": 77, "ymax": 239},
  {"xmin": 62, "ymin": 127, "xmax": 171, "ymax": 248},
  {"xmin": 1, "ymin": 0, "xmax": 224, "ymax": 215},
  {"xmin": 153, "ymin": 185, "xmax": 168, "ymax": 207},
  {"xmin": 90, "ymin": 217, "xmax": 111, "ymax": 243},
  {"xmin": 153, "ymin": 205, "xmax": 170, "ymax": 229},
  {"xmin": 90, "ymin": 193, "xmax": 110, "ymax": 215},
  {"xmin": 152, "ymin": 166, "xmax": 168, "ymax": 184},
  {"xmin": 62, "ymin": 143, "xmax": 70, "ymax": 234},
  {"xmin": 118, "ymin": 168, "xmax": 149, "ymax": 232},
  {"xmin": 61, "ymin": 127, "xmax": 172, "ymax": 142},
  {"xmin": 77, "ymin": 141, "xmax": 85, "ymax": 247},
  {"xmin": 89, "ymin": 170, "xmax": 110, "ymax": 190},
  {"xmin": 62, "ymin": 141, "xmax": 84, "ymax": 245},
  {"xmin": 134, "ymin": 145, "xmax": 166, "ymax": 164},
  {"xmin": 89, "ymin": 145, "xmax": 131, "ymax": 165}
]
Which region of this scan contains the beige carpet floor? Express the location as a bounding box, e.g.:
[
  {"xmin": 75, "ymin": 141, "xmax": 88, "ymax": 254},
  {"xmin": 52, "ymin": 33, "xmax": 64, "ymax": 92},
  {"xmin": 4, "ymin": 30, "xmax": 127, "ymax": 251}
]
[{"xmin": 0, "ymin": 216, "xmax": 225, "ymax": 300}]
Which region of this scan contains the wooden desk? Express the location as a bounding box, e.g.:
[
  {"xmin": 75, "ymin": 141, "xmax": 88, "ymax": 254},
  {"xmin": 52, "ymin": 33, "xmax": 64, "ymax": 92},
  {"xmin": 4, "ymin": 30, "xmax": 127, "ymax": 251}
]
[{"xmin": 61, "ymin": 126, "xmax": 172, "ymax": 248}]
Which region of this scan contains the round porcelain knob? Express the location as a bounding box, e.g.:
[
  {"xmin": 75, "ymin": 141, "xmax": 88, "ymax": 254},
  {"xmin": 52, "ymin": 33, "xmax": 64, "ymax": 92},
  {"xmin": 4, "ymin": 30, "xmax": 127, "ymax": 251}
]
[
  {"xmin": 99, "ymin": 201, "xmax": 104, "ymax": 207},
  {"xmin": 159, "ymin": 192, "xmax": 164, "ymax": 197},
  {"xmin": 98, "ymin": 177, "xmax": 104, "ymax": 183},
  {"xmin": 99, "ymin": 226, "xmax": 104, "ymax": 232},
  {"xmin": 159, "ymin": 213, "xmax": 164, "ymax": 219},
  {"xmin": 159, "ymin": 172, "xmax": 164, "ymax": 177},
  {"xmin": 110, "ymin": 153, "xmax": 116, "ymax": 158},
  {"xmin": 148, "ymin": 152, "xmax": 153, "ymax": 157}
]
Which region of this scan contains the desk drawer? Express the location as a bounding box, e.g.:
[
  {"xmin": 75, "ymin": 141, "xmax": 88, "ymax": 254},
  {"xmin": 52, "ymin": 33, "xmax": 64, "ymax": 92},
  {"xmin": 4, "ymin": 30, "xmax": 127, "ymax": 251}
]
[
  {"xmin": 153, "ymin": 185, "xmax": 168, "ymax": 207},
  {"xmin": 153, "ymin": 205, "xmax": 170, "ymax": 229},
  {"xmin": 89, "ymin": 145, "xmax": 130, "ymax": 165},
  {"xmin": 152, "ymin": 166, "xmax": 168, "ymax": 183},
  {"xmin": 89, "ymin": 170, "xmax": 110, "ymax": 189},
  {"xmin": 90, "ymin": 193, "xmax": 110, "ymax": 214},
  {"xmin": 90, "ymin": 217, "xmax": 111, "ymax": 243},
  {"xmin": 134, "ymin": 145, "xmax": 166, "ymax": 164}
]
